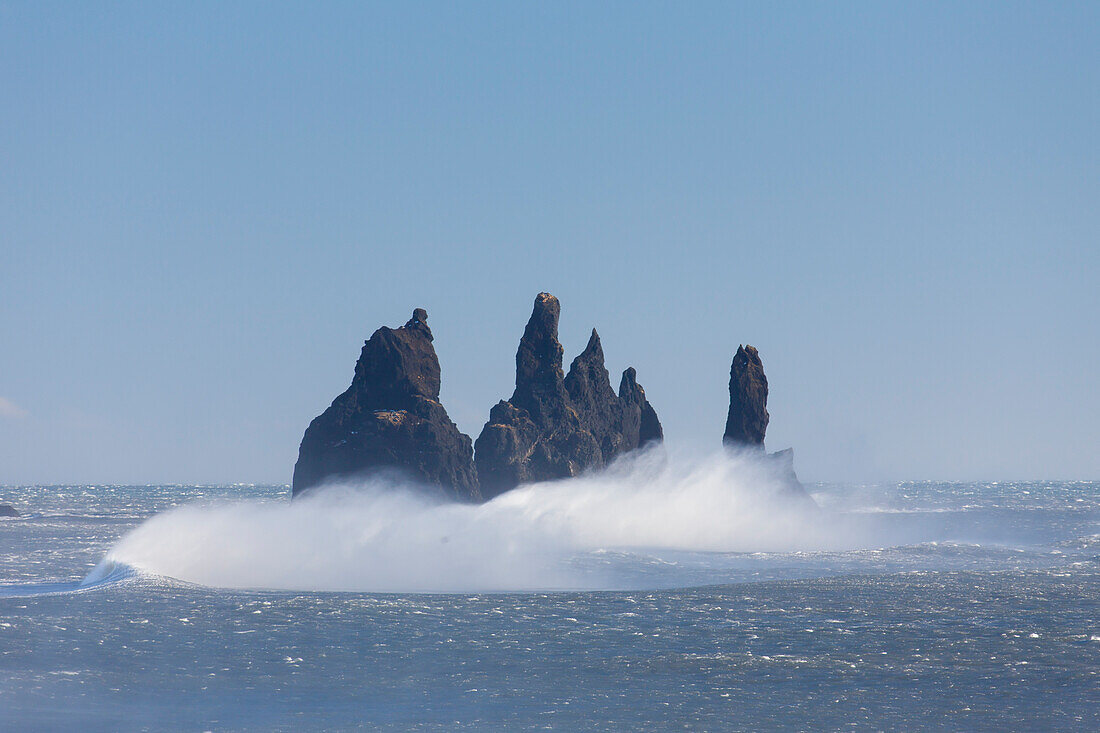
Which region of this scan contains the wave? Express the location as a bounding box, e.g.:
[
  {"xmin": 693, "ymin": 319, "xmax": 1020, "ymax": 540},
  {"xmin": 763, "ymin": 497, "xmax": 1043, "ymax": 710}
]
[
  {"xmin": 80, "ymin": 558, "xmax": 137, "ymax": 587},
  {"xmin": 0, "ymin": 560, "xmax": 137, "ymax": 598},
  {"xmin": 85, "ymin": 447, "xmax": 1077, "ymax": 594},
  {"xmin": 99, "ymin": 447, "xmax": 836, "ymax": 593}
]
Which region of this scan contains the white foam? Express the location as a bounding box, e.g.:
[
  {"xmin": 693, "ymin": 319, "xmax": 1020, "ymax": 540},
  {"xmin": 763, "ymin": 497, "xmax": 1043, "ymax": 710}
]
[{"xmin": 105, "ymin": 447, "xmax": 838, "ymax": 593}]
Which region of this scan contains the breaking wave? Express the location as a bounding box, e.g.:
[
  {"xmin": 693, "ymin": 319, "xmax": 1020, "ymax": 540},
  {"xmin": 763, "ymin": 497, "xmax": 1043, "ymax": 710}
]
[{"xmin": 100, "ymin": 447, "xmax": 837, "ymax": 592}]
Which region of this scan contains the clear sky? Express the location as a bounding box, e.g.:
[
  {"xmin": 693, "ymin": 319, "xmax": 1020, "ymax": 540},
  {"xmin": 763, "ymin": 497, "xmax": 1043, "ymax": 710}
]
[{"xmin": 2, "ymin": 2, "xmax": 1097, "ymax": 485}]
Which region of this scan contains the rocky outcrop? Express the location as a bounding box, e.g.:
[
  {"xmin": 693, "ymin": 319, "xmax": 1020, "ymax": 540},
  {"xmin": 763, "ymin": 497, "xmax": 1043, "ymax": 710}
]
[
  {"xmin": 767, "ymin": 447, "xmax": 809, "ymax": 500},
  {"xmin": 723, "ymin": 344, "xmax": 769, "ymax": 448},
  {"xmin": 722, "ymin": 345, "xmax": 813, "ymax": 503},
  {"xmin": 291, "ymin": 309, "xmax": 480, "ymax": 501},
  {"xmin": 617, "ymin": 367, "xmax": 664, "ymax": 450},
  {"xmin": 0, "ymin": 504, "xmax": 18, "ymax": 517},
  {"xmin": 475, "ymin": 293, "xmax": 662, "ymax": 499}
]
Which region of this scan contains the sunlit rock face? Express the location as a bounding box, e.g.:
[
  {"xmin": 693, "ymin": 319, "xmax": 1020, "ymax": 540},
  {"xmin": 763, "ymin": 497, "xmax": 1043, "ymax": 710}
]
[
  {"xmin": 291, "ymin": 309, "xmax": 480, "ymax": 501},
  {"xmin": 475, "ymin": 293, "xmax": 663, "ymax": 500}
]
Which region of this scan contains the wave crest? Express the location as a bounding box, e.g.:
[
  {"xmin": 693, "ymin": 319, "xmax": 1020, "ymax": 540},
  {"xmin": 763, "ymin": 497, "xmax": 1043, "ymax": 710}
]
[{"xmin": 105, "ymin": 447, "xmax": 828, "ymax": 593}]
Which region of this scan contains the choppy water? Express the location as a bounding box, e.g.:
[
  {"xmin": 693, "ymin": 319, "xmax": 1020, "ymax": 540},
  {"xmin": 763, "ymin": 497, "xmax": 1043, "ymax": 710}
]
[{"xmin": 1, "ymin": 472, "xmax": 1098, "ymax": 730}]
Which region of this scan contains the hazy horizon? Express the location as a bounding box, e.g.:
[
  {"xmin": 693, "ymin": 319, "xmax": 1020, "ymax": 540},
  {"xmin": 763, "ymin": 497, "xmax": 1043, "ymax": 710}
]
[{"xmin": 2, "ymin": 2, "xmax": 1097, "ymax": 485}]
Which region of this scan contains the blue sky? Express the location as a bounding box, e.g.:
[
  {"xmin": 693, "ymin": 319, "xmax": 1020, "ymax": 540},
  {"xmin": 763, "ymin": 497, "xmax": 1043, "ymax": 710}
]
[{"xmin": 1, "ymin": 1, "xmax": 1097, "ymax": 484}]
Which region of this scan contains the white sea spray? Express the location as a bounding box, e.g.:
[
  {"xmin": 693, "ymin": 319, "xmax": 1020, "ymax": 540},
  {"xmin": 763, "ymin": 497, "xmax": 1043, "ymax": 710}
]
[{"xmin": 105, "ymin": 447, "xmax": 839, "ymax": 592}]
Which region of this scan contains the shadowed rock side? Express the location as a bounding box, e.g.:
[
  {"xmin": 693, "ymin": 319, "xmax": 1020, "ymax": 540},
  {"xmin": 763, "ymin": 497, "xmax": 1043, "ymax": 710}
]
[
  {"xmin": 767, "ymin": 447, "xmax": 810, "ymax": 501},
  {"xmin": 618, "ymin": 367, "xmax": 664, "ymax": 448},
  {"xmin": 0, "ymin": 504, "xmax": 18, "ymax": 517},
  {"xmin": 475, "ymin": 293, "xmax": 663, "ymax": 499},
  {"xmin": 723, "ymin": 345, "xmax": 769, "ymax": 448},
  {"xmin": 291, "ymin": 309, "xmax": 480, "ymax": 501}
]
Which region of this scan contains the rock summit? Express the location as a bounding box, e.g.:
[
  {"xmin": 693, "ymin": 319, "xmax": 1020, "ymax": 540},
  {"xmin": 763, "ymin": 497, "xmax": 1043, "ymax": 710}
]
[
  {"xmin": 291, "ymin": 308, "xmax": 480, "ymax": 500},
  {"xmin": 475, "ymin": 293, "xmax": 662, "ymax": 498},
  {"xmin": 292, "ymin": 294, "xmax": 663, "ymax": 501}
]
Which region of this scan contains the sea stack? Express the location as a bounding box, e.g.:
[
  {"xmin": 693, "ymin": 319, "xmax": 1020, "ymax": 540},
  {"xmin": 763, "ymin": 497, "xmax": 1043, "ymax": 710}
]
[
  {"xmin": 723, "ymin": 344, "xmax": 769, "ymax": 448},
  {"xmin": 475, "ymin": 293, "xmax": 662, "ymax": 499},
  {"xmin": 291, "ymin": 309, "xmax": 480, "ymax": 500},
  {"xmin": 722, "ymin": 344, "xmax": 812, "ymax": 501}
]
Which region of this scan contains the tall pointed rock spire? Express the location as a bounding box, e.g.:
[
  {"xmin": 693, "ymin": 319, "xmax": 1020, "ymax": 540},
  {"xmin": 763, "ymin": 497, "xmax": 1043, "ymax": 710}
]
[
  {"xmin": 723, "ymin": 344, "xmax": 769, "ymax": 448},
  {"xmin": 475, "ymin": 293, "xmax": 663, "ymax": 499}
]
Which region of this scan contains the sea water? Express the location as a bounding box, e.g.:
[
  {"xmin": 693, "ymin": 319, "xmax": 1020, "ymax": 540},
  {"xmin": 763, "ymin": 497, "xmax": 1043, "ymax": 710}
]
[{"xmin": 1, "ymin": 455, "xmax": 1097, "ymax": 730}]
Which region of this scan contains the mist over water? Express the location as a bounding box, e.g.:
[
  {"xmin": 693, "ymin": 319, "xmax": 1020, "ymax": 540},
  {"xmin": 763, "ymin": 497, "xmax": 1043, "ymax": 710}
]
[
  {"xmin": 103, "ymin": 448, "xmax": 838, "ymax": 592},
  {"xmin": 6, "ymin": 471, "xmax": 1098, "ymax": 729},
  {"xmin": 97, "ymin": 447, "xmax": 1094, "ymax": 594}
]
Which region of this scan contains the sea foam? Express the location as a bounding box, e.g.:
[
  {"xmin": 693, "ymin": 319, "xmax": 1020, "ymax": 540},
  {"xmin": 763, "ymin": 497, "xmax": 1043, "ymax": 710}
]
[{"xmin": 105, "ymin": 447, "xmax": 841, "ymax": 592}]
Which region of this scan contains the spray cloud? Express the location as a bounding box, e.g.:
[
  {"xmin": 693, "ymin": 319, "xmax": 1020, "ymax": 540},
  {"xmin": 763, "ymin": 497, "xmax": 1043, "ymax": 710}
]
[{"xmin": 106, "ymin": 447, "xmax": 840, "ymax": 593}]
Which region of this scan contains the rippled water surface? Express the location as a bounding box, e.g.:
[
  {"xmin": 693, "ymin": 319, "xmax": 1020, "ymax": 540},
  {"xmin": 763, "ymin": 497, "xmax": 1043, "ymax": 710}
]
[{"xmin": 1, "ymin": 479, "xmax": 1097, "ymax": 730}]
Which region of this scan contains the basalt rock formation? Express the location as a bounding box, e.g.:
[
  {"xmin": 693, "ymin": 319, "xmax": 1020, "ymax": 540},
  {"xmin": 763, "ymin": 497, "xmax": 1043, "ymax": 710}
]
[
  {"xmin": 722, "ymin": 344, "xmax": 811, "ymax": 501},
  {"xmin": 291, "ymin": 309, "xmax": 480, "ymax": 501},
  {"xmin": 723, "ymin": 344, "xmax": 769, "ymax": 448},
  {"xmin": 475, "ymin": 293, "xmax": 662, "ymax": 499}
]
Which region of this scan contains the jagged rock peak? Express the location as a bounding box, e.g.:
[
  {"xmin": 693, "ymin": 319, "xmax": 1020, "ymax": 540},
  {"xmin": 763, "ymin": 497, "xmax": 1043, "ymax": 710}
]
[
  {"xmin": 724, "ymin": 344, "xmax": 769, "ymax": 447},
  {"xmin": 475, "ymin": 293, "xmax": 663, "ymax": 499},
  {"xmin": 565, "ymin": 329, "xmax": 617, "ymax": 427},
  {"xmin": 405, "ymin": 307, "xmax": 430, "ymax": 336},
  {"xmin": 291, "ymin": 308, "xmax": 479, "ymax": 501},
  {"xmin": 564, "ymin": 328, "xmax": 623, "ymax": 458},
  {"xmin": 579, "ymin": 328, "xmax": 603, "ymax": 360},
  {"xmin": 349, "ymin": 308, "xmax": 440, "ymax": 406},
  {"xmin": 511, "ymin": 292, "xmax": 568, "ymax": 424},
  {"xmin": 619, "ymin": 367, "xmax": 664, "ymax": 446},
  {"xmin": 619, "ymin": 365, "xmax": 638, "ymax": 394}
]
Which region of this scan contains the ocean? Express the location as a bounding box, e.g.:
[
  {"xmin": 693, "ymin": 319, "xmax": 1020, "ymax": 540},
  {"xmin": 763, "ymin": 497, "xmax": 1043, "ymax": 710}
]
[{"xmin": 1, "ymin": 454, "xmax": 1097, "ymax": 730}]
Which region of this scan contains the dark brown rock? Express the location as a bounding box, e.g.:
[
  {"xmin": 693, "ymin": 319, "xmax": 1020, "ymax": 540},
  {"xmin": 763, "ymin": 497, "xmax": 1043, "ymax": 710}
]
[
  {"xmin": 475, "ymin": 293, "xmax": 662, "ymax": 499},
  {"xmin": 723, "ymin": 344, "xmax": 769, "ymax": 448},
  {"xmin": 565, "ymin": 330, "xmax": 625, "ymax": 457},
  {"xmin": 291, "ymin": 309, "xmax": 480, "ymax": 500},
  {"xmin": 619, "ymin": 367, "xmax": 664, "ymax": 448},
  {"xmin": 721, "ymin": 345, "xmax": 814, "ymax": 505}
]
